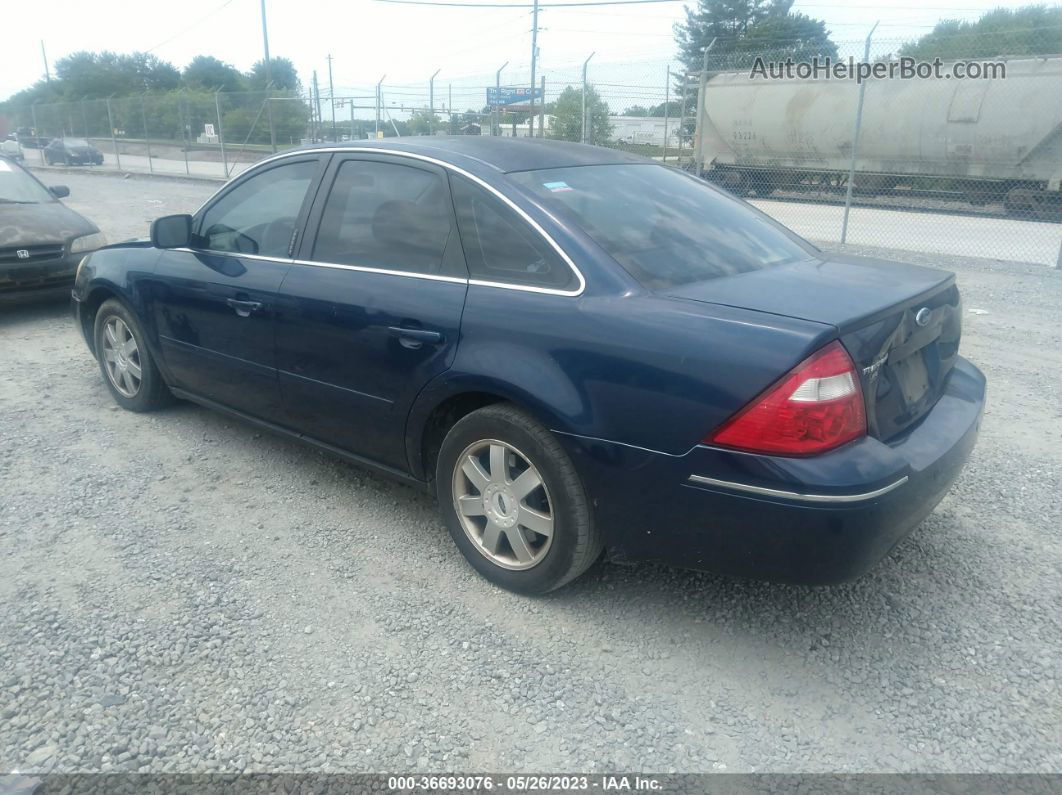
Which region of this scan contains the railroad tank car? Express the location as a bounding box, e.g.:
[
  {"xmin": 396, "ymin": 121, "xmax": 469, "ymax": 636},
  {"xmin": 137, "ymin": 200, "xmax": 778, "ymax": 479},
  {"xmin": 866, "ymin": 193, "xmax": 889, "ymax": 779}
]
[{"xmin": 693, "ymin": 55, "xmax": 1062, "ymax": 215}]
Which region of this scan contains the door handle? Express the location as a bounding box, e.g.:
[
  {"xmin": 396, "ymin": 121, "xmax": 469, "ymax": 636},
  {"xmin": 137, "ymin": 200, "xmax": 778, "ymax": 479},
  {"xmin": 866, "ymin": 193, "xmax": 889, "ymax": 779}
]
[
  {"xmin": 388, "ymin": 326, "xmax": 444, "ymax": 348},
  {"xmin": 226, "ymin": 298, "xmax": 263, "ymax": 318}
]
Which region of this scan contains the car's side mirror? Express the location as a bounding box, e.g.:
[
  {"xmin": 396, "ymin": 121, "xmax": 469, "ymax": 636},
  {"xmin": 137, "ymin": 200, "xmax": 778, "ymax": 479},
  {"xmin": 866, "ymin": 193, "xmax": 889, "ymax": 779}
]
[
  {"xmin": 151, "ymin": 214, "xmax": 193, "ymax": 249},
  {"xmin": 49, "ymin": 185, "xmax": 69, "ymax": 198}
]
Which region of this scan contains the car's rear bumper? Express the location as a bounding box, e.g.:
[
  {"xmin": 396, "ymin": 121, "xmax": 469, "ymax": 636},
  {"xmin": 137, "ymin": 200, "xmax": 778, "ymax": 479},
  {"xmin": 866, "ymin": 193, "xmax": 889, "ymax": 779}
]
[{"xmin": 558, "ymin": 356, "xmax": 986, "ymax": 584}]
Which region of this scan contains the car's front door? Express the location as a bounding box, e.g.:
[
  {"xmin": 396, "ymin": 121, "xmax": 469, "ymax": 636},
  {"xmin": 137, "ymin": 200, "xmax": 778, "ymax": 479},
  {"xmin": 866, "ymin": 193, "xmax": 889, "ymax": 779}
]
[
  {"xmin": 146, "ymin": 155, "xmax": 324, "ymax": 420},
  {"xmin": 274, "ymin": 154, "xmax": 468, "ymax": 470}
]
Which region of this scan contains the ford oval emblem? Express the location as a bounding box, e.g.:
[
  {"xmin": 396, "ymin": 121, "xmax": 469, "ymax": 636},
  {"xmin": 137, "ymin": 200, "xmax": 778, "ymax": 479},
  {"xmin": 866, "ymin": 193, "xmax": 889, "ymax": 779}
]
[{"xmin": 915, "ymin": 307, "xmax": 932, "ymax": 327}]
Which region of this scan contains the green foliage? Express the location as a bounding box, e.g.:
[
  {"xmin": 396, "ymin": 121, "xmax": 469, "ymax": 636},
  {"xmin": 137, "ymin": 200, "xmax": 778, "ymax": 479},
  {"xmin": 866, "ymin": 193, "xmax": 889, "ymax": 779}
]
[
  {"xmin": 674, "ymin": 0, "xmax": 837, "ymax": 72},
  {"xmin": 223, "ymin": 98, "xmax": 309, "ymax": 146},
  {"xmin": 623, "ymin": 105, "xmax": 650, "ymax": 117},
  {"xmin": 183, "ymin": 56, "xmax": 246, "ymax": 93},
  {"xmin": 408, "ymin": 110, "xmax": 443, "ymax": 136},
  {"xmin": 899, "ymin": 5, "xmax": 1062, "ymax": 59},
  {"xmin": 548, "ymin": 85, "xmax": 612, "ymax": 144},
  {"xmin": 54, "ymin": 51, "xmax": 181, "ymax": 97},
  {"xmin": 248, "ymin": 58, "xmax": 301, "ymax": 92}
]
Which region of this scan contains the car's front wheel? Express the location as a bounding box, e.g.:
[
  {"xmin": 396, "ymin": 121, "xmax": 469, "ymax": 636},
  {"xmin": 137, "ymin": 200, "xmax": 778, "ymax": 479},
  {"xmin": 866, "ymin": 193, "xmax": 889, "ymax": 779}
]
[
  {"xmin": 93, "ymin": 299, "xmax": 172, "ymax": 412},
  {"xmin": 436, "ymin": 404, "xmax": 603, "ymax": 594}
]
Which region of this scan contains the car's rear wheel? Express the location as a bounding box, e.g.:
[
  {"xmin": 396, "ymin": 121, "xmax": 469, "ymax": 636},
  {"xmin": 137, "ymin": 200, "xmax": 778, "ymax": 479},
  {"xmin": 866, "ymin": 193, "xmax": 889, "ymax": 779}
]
[
  {"xmin": 93, "ymin": 299, "xmax": 172, "ymax": 412},
  {"xmin": 436, "ymin": 404, "xmax": 602, "ymax": 594}
]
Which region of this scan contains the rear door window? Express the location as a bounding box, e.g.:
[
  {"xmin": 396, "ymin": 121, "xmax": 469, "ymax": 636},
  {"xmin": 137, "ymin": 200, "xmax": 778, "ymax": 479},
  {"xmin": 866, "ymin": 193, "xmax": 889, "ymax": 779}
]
[{"xmin": 310, "ymin": 159, "xmax": 461, "ymax": 277}]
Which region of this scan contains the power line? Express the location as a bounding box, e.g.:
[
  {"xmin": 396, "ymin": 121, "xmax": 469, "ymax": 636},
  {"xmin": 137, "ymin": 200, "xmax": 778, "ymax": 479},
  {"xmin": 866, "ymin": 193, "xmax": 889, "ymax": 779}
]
[
  {"xmin": 374, "ymin": 0, "xmax": 685, "ymax": 7},
  {"xmin": 147, "ymin": 0, "xmax": 237, "ymax": 53}
]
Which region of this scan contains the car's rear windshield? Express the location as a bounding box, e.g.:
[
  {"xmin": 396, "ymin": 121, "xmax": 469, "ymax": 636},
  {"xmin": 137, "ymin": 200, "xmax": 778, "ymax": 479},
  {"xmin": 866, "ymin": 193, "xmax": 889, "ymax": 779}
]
[
  {"xmin": 0, "ymin": 160, "xmax": 54, "ymax": 204},
  {"xmin": 508, "ymin": 164, "xmax": 814, "ymax": 289},
  {"xmin": 64, "ymin": 139, "xmax": 89, "ymax": 147}
]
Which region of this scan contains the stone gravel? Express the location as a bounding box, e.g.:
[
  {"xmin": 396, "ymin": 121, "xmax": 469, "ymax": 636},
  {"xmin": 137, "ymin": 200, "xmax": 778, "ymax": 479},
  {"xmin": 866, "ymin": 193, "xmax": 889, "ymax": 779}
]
[{"xmin": 0, "ymin": 170, "xmax": 1059, "ymax": 775}]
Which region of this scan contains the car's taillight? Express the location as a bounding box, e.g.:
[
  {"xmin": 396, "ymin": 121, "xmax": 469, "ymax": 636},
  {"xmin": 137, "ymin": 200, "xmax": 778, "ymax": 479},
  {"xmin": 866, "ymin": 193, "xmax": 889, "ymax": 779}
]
[{"xmin": 705, "ymin": 340, "xmax": 866, "ymax": 456}]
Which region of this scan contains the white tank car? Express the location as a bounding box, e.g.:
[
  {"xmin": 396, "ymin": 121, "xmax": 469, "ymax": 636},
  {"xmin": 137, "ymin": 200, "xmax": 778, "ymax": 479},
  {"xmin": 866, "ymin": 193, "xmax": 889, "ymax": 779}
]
[{"xmin": 693, "ymin": 55, "xmax": 1062, "ymax": 215}]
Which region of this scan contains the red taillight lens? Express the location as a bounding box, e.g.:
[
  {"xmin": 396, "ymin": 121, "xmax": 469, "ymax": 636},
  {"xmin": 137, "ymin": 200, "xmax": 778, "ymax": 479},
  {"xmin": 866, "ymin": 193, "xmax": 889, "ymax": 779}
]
[{"xmin": 705, "ymin": 340, "xmax": 866, "ymax": 456}]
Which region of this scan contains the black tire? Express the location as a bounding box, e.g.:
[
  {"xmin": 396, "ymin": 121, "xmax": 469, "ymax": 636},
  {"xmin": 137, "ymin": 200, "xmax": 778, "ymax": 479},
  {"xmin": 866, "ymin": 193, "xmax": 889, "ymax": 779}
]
[
  {"xmin": 92, "ymin": 298, "xmax": 172, "ymax": 412},
  {"xmin": 436, "ymin": 403, "xmax": 602, "ymax": 594}
]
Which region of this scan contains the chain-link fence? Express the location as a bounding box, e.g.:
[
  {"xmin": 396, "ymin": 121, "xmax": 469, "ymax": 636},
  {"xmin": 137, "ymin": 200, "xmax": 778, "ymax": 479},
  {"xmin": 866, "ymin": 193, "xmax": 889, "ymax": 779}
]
[
  {"xmin": 4, "ymin": 34, "xmax": 1060, "ymax": 266},
  {"xmin": 8, "ymin": 89, "xmax": 306, "ymax": 179}
]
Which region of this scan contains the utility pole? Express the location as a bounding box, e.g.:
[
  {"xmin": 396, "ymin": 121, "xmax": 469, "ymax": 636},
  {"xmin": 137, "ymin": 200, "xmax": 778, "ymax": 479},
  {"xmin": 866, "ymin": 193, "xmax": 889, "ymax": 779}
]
[
  {"xmin": 375, "ymin": 75, "xmax": 386, "ymax": 139},
  {"xmin": 529, "ymin": 0, "xmax": 539, "ymax": 138},
  {"xmin": 581, "ymin": 51, "xmax": 594, "ymax": 144},
  {"xmin": 312, "ymin": 71, "xmax": 322, "ymax": 144},
  {"xmin": 494, "ymin": 61, "xmax": 508, "ymax": 137},
  {"xmin": 260, "ymin": 0, "xmax": 277, "ymax": 152},
  {"xmin": 327, "ymin": 54, "xmax": 337, "ymax": 142},
  {"xmin": 41, "ymin": 41, "xmax": 51, "ymax": 84},
  {"xmin": 429, "ymin": 69, "xmax": 440, "ymax": 136}
]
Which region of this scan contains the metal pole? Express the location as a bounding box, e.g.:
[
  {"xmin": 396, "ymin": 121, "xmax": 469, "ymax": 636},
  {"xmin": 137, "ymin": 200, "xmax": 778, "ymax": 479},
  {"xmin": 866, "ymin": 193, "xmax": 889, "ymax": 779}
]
[
  {"xmin": 679, "ymin": 70, "xmax": 689, "ymax": 158},
  {"xmin": 179, "ymin": 91, "xmax": 190, "ymax": 176},
  {"xmin": 215, "ymin": 91, "xmax": 229, "ymax": 179},
  {"xmin": 375, "ymin": 74, "xmax": 385, "ymax": 138},
  {"xmin": 494, "ymin": 61, "xmax": 508, "ymax": 137},
  {"xmin": 529, "ymin": 0, "xmax": 539, "ymax": 137},
  {"xmin": 694, "ymin": 38, "xmax": 718, "ymax": 175},
  {"xmin": 260, "ymin": 0, "xmax": 277, "ymax": 153},
  {"xmin": 1056, "ymin": 238, "xmax": 1062, "ymax": 269},
  {"xmin": 312, "ymin": 72, "xmax": 323, "ymax": 143},
  {"xmin": 663, "ymin": 66, "xmax": 670, "ymax": 163},
  {"xmin": 429, "ymin": 69, "xmax": 440, "ymax": 136},
  {"xmin": 841, "ymin": 21, "xmax": 879, "ymax": 245},
  {"xmin": 105, "ymin": 95, "xmax": 121, "ymax": 171},
  {"xmin": 41, "ymin": 40, "xmax": 51, "ymax": 84},
  {"xmin": 141, "ymin": 93, "xmax": 154, "ymax": 174},
  {"xmin": 540, "ymin": 76, "xmax": 546, "ymax": 137},
  {"xmin": 581, "ymin": 51, "xmax": 595, "ymax": 144},
  {"xmin": 448, "ymin": 83, "xmax": 453, "ymax": 134},
  {"xmin": 350, "ymin": 100, "xmax": 355, "ymax": 140},
  {"xmin": 30, "ymin": 102, "xmax": 44, "ymax": 165},
  {"xmin": 80, "ymin": 98, "xmax": 90, "ymax": 139},
  {"xmin": 327, "ymin": 54, "xmax": 337, "ymax": 142}
]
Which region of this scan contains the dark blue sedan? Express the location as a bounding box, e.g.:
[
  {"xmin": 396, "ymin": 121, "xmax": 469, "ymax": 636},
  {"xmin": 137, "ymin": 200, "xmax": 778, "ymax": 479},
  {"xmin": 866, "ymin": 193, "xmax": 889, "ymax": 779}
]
[{"xmin": 72, "ymin": 138, "xmax": 985, "ymax": 593}]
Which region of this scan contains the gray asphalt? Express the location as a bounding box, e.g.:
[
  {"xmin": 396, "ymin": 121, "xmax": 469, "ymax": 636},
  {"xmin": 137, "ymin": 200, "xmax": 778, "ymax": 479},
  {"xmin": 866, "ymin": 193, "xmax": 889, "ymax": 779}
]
[{"xmin": 1, "ymin": 170, "xmax": 1059, "ymax": 774}]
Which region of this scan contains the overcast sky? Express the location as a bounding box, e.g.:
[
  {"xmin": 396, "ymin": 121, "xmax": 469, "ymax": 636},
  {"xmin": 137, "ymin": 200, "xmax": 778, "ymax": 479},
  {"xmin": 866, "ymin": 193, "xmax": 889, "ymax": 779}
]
[{"xmin": 0, "ymin": 0, "xmax": 1045, "ymax": 104}]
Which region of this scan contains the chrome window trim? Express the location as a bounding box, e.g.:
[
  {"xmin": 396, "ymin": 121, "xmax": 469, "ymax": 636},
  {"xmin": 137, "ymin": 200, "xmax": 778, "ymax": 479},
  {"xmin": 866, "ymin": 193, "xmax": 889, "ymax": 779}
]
[
  {"xmin": 172, "ymin": 247, "xmax": 292, "ymax": 265},
  {"xmin": 686, "ymin": 474, "xmax": 909, "ymax": 504},
  {"xmin": 194, "ymin": 147, "xmax": 587, "ymax": 297},
  {"xmin": 290, "ymin": 258, "xmax": 468, "ymax": 285}
]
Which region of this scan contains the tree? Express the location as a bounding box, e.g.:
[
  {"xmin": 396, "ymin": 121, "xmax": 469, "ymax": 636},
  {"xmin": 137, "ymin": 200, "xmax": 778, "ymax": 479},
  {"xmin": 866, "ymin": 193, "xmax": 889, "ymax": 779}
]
[
  {"xmin": 409, "ymin": 109, "xmax": 443, "ymax": 135},
  {"xmin": 899, "ymin": 5, "xmax": 1062, "ymax": 60},
  {"xmin": 248, "ymin": 57, "xmax": 301, "ymax": 92},
  {"xmin": 674, "ymin": 0, "xmax": 836, "ymax": 73},
  {"xmin": 548, "ymin": 85, "xmax": 612, "ymax": 144},
  {"xmin": 53, "ymin": 51, "xmax": 180, "ymax": 97},
  {"xmin": 623, "ymin": 105, "xmax": 650, "ymax": 117},
  {"xmin": 183, "ymin": 56, "xmax": 246, "ymax": 93}
]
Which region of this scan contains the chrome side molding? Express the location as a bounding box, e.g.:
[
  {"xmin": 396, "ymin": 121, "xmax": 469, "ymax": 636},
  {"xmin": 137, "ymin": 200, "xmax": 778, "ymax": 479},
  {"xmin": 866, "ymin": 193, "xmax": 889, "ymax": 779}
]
[{"xmin": 686, "ymin": 474, "xmax": 909, "ymax": 503}]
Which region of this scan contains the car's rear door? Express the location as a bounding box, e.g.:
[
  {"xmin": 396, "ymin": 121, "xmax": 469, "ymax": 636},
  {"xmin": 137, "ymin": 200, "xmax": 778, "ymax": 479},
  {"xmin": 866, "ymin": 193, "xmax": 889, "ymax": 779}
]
[
  {"xmin": 146, "ymin": 154, "xmax": 325, "ymax": 421},
  {"xmin": 274, "ymin": 153, "xmax": 468, "ymax": 470}
]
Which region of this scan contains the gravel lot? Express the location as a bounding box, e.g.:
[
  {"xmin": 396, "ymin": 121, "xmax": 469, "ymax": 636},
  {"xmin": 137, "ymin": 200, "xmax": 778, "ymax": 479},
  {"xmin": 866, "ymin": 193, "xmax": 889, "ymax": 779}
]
[{"xmin": 1, "ymin": 170, "xmax": 1060, "ymax": 775}]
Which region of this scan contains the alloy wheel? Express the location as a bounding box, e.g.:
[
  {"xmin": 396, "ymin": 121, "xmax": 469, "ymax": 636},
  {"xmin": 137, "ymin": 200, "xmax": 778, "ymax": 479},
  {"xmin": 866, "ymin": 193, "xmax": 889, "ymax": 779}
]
[
  {"xmin": 452, "ymin": 439, "xmax": 554, "ymax": 570},
  {"xmin": 101, "ymin": 316, "xmax": 142, "ymax": 398}
]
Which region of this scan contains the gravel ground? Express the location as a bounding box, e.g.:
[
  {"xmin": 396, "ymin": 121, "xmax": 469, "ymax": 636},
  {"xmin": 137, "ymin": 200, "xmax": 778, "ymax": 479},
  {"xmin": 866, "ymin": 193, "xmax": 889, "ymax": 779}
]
[{"xmin": 1, "ymin": 170, "xmax": 1060, "ymax": 775}]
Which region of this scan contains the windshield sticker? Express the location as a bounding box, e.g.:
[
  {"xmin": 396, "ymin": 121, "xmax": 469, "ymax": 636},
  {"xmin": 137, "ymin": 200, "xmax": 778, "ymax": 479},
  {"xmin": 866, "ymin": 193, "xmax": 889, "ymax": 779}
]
[{"xmin": 543, "ymin": 181, "xmax": 572, "ymax": 192}]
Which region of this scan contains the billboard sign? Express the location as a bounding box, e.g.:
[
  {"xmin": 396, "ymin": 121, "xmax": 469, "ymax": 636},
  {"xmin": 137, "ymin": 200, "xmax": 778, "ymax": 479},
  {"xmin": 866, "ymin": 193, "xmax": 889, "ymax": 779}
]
[{"xmin": 487, "ymin": 86, "xmax": 544, "ymax": 106}]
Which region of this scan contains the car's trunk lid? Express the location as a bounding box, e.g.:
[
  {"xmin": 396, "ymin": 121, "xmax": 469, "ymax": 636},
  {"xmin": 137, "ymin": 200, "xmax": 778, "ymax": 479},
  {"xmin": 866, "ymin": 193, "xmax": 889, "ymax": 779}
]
[{"xmin": 663, "ymin": 253, "xmax": 962, "ymax": 441}]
